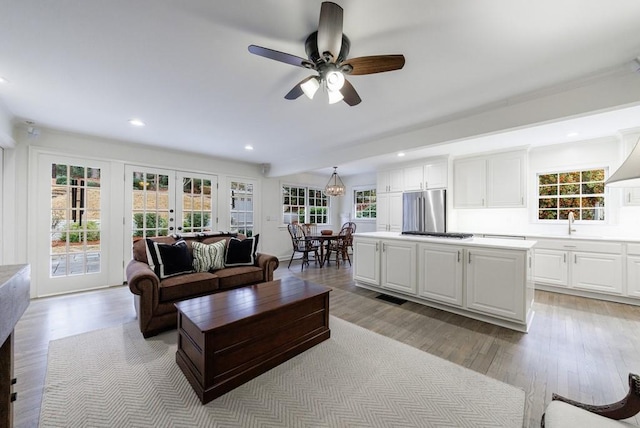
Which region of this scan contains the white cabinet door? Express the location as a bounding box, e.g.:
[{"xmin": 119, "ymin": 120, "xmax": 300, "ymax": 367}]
[
  {"xmin": 388, "ymin": 192, "xmax": 403, "ymax": 232},
  {"xmin": 533, "ymin": 249, "xmax": 568, "ymax": 287},
  {"xmin": 403, "ymin": 165, "xmax": 424, "ymax": 191},
  {"xmin": 376, "ymin": 193, "xmax": 390, "ymax": 231},
  {"xmin": 486, "ymin": 151, "xmax": 526, "ymax": 207},
  {"xmin": 453, "ymin": 157, "xmax": 486, "ymax": 208},
  {"xmin": 376, "ymin": 192, "xmax": 403, "ymax": 232},
  {"xmin": 353, "ymin": 238, "xmax": 380, "ymax": 286},
  {"xmin": 424, "ymin": 160, "xmax": 448, "ymax": 189},
  {"xmin": 571, "ymin": 252, "xmax": 623, "ymax": 294},
  {"xmin": 381, "ymin": 240, "xmax": 417, "ymax": 294},
  {"xmin": 377, "ymin": 169, "xmax": 404, "ymax": 193},
  {"xmin": 627, "ymin": 256, "xmax": 640, "ymax": 298},
  {"xmin": 417, "ymin": 244, "xmax": 463, "ymax": 306},
  {"xmin": 466, "ymin": 248, "xmax": 525, "ymax": 321}
]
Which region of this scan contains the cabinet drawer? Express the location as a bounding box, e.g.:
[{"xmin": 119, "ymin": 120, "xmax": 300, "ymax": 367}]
[
  {"xmin": 628, "ymin": 243, "xmax": 640, "ymax": 256},
  {"xmin": 533, "ymin": 239, "xmax": 622, "ymax": 254}
]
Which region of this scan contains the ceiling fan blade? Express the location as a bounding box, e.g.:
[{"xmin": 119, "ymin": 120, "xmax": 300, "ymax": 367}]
[
  {"xmin": 248, "ymin": 45, "xmax": 313, "ymax": 68},
  {"xmin": 317, "ymin": 2, "xmax": 343, "ymax": 62},
  {"xmin": 284, "ymin": 76, "xmax": 315, "ymax": 100},
  {"xmin": 342, "ymin": 55, "xmax": 406, "ymax": 75},
  {"xmin": 341, "ymin": 79, "xmax": 361, "ymax": 106}
]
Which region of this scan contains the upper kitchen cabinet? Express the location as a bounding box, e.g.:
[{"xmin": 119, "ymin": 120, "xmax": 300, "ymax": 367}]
[
  {"xmin": 377, "ymin": 168, "xmax": 404, "ymax": 193},
  {"xmin": 403, "ymin": 158, "xmax": 449, "ymax": 191},
  {"xmin": 453, "ymin": 157, "xmax": 486, "ymax": 208},
  {"xmin": 424, "ymin": 159, "xmax": 448, "ymax": 189},
  {"xmin": 486, "ymin": 151, "xmax": 526, "ymax": 207},
  {"xmin": 454, "ymin": 150, "xmax": 527, "ymax": 208}
]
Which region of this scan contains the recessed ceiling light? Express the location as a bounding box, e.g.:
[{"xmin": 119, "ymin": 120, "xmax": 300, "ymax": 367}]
[
  {"xmin": 244, "ymin": 145, "xmax": 254, "ymax": 151},
  {"xmin": 397, "ymin": 152, "xmax": 405, "ymax": 157},
  {"xmin": 0, "ymin": 76, "xmax": 8, "ymax": 84},
  {"xmin": 567, "ymin": 132, "xmax": 579, "ymax": 137},
  {"xmin": 128, "ymin": 118, "xmax": 145, "ymax": 127}
]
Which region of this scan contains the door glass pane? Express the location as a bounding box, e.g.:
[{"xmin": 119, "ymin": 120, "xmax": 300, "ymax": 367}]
[
  {"xmin": 181, "ymin": 175, "xmax": 212, "ymax": 234},
  {"xmin": 131, "ymin": 171, "xmax": 170, "ymax": 241},
  {"xmin": 230, "ymin": 181, "xmax": 254, "ymax": 236},
  {"xmin": 50, "ymin": 163, "xmax": 101, "ymax": 277}
]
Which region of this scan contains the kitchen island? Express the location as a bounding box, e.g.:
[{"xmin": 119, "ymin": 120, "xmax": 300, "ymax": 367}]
[{"xmin": 353, "ymin": 231, "xmax": 536, "ymax": 332}]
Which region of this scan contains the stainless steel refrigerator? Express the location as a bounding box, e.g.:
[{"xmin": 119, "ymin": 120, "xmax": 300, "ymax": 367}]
[{"xmin": 402, "ymin": 189, "xmax": 446, "ymax": 233}]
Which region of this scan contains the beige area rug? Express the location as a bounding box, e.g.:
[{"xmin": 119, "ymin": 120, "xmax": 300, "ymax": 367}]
[{"xmin": 40, "ymin": 316, "xmax": 524, "ymax": 427}]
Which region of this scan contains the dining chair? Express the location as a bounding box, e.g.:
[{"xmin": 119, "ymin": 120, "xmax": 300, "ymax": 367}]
[
  {"xmin": 341, "ymin": 221, "xmax": 357, "ymax": 254},
  {"xmin": 301, "ymin": 223, "xmax": 318, "ymax": 236},
  {"xmin": 287, "ymin": 223, "xmax": 320, "ymax": 271},
  {"xmin": 324, "ymin": 225, "xmax": 353, "ymax": 268}
]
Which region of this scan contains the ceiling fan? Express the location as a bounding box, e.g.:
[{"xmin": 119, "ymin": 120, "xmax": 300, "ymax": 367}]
[{"xmin": 248, "ymin": 1, "xmax": 405, "ymax": 106}]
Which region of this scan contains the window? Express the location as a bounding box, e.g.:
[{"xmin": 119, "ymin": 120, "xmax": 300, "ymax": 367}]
[
  {"xmin": 282, "ymin": 185, "xmax": 329, "ymax": 224},
  {"xmin": 538, "ymin": 168, "xmax": 606, "ymax": 221},
  {"xmin": 230, "ymin": 180, "xmax": 254, "ymax": 237},
  {"xmin": 354, "ymin": 188, "xmax": 376, "ymax": 219}
]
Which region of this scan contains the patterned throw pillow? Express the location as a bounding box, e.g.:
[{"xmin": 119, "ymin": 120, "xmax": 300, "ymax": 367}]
[
  {"xmin": 145, "ymin": 239, "xmax": 194, "ymax": 279},
  {"xmin": 224, "ymin": 235, "xmax": 259, "ymax": 267},
  {"xmin": 192, "ymin": 240, "xmax": 226, "ymax": 272}
]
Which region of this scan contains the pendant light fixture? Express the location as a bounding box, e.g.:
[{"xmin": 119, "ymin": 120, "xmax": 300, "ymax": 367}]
[
  {"xmin": 606, "ymin": 137, "xmax": 640, "ymax": 187},
  {"xmin": 324, "ymin": 166, "xmax": 346, "ymax": 196}
]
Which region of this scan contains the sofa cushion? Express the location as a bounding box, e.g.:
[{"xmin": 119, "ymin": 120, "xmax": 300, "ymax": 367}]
[
  {"xmin": 215, "ymin": 266, "xmax": 263, "ymax": 289},
  {"xmin": 225, "ymin": 234, "xmax": 259, "ymax": 267},
  {"xmin": 192, "ymin": 240, "xmax": 226, "ymax": 272},
  {"xmin": 158, "ymin": 271, "xmax": 219, "ymax": 302},
  {"xmin": 145, "ymin": 239, "xmax": 194, "ymax": 279}
]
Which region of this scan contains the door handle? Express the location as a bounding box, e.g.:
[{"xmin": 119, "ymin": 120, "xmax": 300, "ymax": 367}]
[
  {"xmin": 468, "ymin": 251, "xmax": 471, "ymax": 264},
  {"xmin": 457, "ymin": 250, "xmax": 460, "ymax": 262},
  {"xmin": 375, "ymin": 243, "xmax": 379, "ymax": 252}
]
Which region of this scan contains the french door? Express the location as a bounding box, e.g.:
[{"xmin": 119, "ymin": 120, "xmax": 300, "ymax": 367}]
[
  {"xmin": 124, "ymin": 165, "xmax": 217, "ymax": 254},
  {"xmin": 36, "ymin": 153, "xmax": 111, "ymax": 296}
]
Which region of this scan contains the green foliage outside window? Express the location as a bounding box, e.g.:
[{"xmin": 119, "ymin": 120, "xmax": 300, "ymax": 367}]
[
  {"xmin": 538, "ymin": 168, "xmax": 606, "ymax": 221},
  {"xmin": 60, "ymin": 221, "xmax": 101, "ymax": 243},
  {"xmin": 132, "ymin": 213, "xmax": 168, "ymax": 237}
]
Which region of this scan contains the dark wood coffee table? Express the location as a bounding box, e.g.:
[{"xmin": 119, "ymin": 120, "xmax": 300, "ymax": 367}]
[{"xmin": 175, "ymin": 277, "xmax": 331, "ymax": 404}]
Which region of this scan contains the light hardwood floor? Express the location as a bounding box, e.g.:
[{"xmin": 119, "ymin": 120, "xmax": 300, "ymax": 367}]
[{"xmin": 13, "ymin": 263, "xmax": 640, "ymax": 428}]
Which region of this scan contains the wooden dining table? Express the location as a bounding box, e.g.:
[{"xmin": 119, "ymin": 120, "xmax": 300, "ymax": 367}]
[{"xmin": 305, "ymin": 234, "xmax": 339, "ymax": 268}]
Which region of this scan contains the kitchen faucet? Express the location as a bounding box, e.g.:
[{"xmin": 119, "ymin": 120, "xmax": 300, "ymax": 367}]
[{"xmin": 568, "ymin": 211, "xmax": 576, "ymax": 235}]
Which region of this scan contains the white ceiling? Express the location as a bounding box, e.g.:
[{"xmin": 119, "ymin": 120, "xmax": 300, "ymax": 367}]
[{"xmin": 1, "ymin": 0, "xmax": 640, "ymax": 178}]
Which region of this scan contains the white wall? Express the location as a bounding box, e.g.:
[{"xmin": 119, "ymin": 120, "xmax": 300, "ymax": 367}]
[{"xmin": 343, "ymin": 172, "xmax": 377, "ymax": 234}]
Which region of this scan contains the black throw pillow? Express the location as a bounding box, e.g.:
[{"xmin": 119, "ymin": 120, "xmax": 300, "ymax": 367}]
[
  {"xmin": 225, "ymin": 235, "xmax": 259, "ymax": 267},
  {"xmin": 145, "ymin": 239, "xmax": 194, "ymax": 279}
]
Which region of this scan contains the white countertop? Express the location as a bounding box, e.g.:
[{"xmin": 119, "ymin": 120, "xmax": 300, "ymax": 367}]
[{"xmin": 355, "ymin": 231, "xmax": 536, "ymax": 250}]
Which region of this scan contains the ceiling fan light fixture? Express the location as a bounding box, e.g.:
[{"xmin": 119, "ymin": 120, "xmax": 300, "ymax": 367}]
[
  {"xmin": 301, "ymin": 77, "xmax": 320, "ymax": 99},
  {"xmin": 324, "ymin": 166, "xmax": 346, "ymax": 197},
  {"xmin": 327, "ymin": 89, "xmax": 344, "ymax": 104},
  {"xmin": 325, "ymin": 70, "xmax": 345, "ymax": 91}
]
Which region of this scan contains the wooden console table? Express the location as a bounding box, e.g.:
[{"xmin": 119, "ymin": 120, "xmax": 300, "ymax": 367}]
[
  {"xmin": 0, "ymin": 264, "xmax": 30, "ymax": 428},
  {"xmin": 175, "ymin": 276, "xmax": 331, "ymax": 404}
]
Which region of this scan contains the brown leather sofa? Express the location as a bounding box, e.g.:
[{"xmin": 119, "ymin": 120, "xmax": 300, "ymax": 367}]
[{"xmin": 126, "ymin": 233, "xmax": 279, "ymax": 337}]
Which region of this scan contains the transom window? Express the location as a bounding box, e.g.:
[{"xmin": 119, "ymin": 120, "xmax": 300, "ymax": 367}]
[
  {"xmin": 354, "ymin": 188, "xmax": 376, "ymax": 219},
  {"xmin": 282, "ymin": 185, "xmax": 329, "ymax": 224},
  {"xmin": 537, "ymin": 168, "xmax": 606, "ymax": 221}
]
